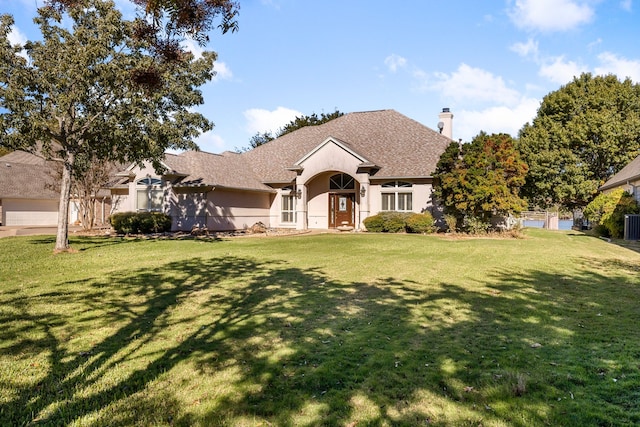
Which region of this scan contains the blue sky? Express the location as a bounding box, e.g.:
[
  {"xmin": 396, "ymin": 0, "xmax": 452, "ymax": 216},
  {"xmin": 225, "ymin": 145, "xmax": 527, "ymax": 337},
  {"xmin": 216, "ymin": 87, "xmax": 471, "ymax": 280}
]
[{"xmin": 3, "ymin": 0, "xmax": 640, "ymax": 153}]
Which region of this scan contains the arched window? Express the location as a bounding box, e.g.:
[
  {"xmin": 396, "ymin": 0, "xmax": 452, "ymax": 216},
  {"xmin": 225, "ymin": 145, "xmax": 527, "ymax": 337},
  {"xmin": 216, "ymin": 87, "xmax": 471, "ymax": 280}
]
[
  {"xmin": 329, "ymin": 173, "xmax": 355, "ymax": 190},
  {"xmin": 381, "ymin": 181, "xmax": 413, "ymax": 211},
  {"xmin": 136, "ymin": 177, "xmax": 163, "ymax": 212}
]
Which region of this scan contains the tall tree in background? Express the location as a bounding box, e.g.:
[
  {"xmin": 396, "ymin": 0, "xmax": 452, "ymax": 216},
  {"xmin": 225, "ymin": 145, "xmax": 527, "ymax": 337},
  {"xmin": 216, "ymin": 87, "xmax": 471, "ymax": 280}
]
[
  {"xmin": 242, "ymin": 110, "xmax": 344, "ymax": 151},
  {"xmin": 518, "ymin": 73, "xmax": 640, "ymax": 210},
  {"xmin": 0, "ymin": 0, "xmax": 217, "ymax": 251},
  {"xmin": 434, "ymin": 133, "xmax": 528, "ymax": 229}
]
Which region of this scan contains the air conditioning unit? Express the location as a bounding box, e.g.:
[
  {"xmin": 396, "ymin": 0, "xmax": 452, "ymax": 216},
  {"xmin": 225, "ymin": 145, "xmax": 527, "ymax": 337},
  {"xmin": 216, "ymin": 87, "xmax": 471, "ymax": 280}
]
[{"xmin": 624, "ymin": 215, "xmax": 640, "ymax": 240}]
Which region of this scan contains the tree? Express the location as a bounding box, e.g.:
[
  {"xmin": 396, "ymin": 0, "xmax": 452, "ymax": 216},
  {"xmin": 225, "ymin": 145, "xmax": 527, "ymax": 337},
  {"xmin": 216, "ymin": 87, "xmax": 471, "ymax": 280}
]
[
  {"xmin": 72, "ymin": 155, "xmax": 121, "ymax": 231},
  {"xmin": 518, "ymin": 73, "xmax": 640, "ymax": 210},
  {"xmin": 583, "ymin": 188, "xmax": 639, "ymax": 238},
  {"xmin": 240, "ymin": 110, "xmax": 344, "ymax": 151},
  {"xmin": 46, "ymin": 0, "xmax": 239, "ymax": 45},
  {"xmin": 0, "ymin": 1, "xmax": 216, "ymax": 251},
  {"xmin": 434, "ymin": 132, "xmax": 528, "ymax": 230},
  {"xmin": 277, "ymin": 110, "xmax": 344, "ymax": 137}
]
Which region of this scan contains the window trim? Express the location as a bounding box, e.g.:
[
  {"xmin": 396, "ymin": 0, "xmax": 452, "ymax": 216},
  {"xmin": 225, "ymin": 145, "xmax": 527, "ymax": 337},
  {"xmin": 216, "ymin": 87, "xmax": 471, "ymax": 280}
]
[{"xmin": 380, "ymin": 181, "xmax": 413, "ymax": 212}]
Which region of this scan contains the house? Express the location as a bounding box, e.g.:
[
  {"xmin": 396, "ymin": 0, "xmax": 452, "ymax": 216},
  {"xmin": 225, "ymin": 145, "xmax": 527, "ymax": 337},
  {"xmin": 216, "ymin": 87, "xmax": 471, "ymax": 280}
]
[
  {"xmin": 0, "ymin": 151, "xmax": 112, "ymax": 227},
  {"xmin": 111, "ymin": 109, "xmax": 454, "ymax": 231},
  {"xmin": 0, "ymin": 151, "xmax": 63, "ymax": 226},
  {"xmin": 599, "ymin": 154, "xmax": 640, "ymax": 203}
]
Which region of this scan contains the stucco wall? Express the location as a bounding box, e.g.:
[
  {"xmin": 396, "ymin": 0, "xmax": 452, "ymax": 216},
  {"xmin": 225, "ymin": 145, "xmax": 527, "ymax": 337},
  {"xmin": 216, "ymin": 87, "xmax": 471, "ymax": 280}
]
[
  {"xmin": 206, "ymin": 189, "xmax": 273, "ymax": 231},
  {"xmin": 368, "ymin": 178, "xmax": 435, "ymax": 215}
]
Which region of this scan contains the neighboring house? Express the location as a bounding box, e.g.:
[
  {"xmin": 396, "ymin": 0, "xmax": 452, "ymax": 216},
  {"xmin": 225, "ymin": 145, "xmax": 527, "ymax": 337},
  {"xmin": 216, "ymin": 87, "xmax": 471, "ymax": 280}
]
[
  {"xmin": 111, "ymin": 109, "xmax": 454, "ymax": 231},
  {"xmin": 0, "ymin": 151, "xmax": 62, "ymax": 226},
  {"xmin": 0, "ymin": 151, "xmax": 112, "ymax": 227},
  {"xmin": 599, "ymin": 154, "xmax": 640, "ymax": 203}
]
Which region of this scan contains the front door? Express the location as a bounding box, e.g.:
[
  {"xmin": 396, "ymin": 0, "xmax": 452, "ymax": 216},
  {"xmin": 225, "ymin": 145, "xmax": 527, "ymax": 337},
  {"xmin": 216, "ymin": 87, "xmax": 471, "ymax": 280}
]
[{"xmin": 329, "ymin": 193, "xmax": 355, "ymax": 228}]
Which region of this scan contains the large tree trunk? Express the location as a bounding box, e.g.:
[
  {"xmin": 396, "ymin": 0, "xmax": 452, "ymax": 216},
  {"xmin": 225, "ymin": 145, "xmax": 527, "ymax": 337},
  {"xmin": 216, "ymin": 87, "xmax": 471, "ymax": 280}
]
[{"xmin": 55, "ymin": 155, "xmax": 74, "ymax": 252}]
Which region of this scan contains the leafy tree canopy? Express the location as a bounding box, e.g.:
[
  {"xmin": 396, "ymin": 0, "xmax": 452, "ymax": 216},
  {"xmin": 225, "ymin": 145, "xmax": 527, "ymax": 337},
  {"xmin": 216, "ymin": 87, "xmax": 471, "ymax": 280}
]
[
  {"xmin": 47, "ymin": 0, "xmax": 239, "ymax": 46},
  {"xmin": 434, "ymin": 132, "xmax": 528, "ymax": 226},
  {"xmin": 518, "ymin": 73, "xmax": 640, "ymax": 210},
  {"xmin": 0, "ymin": 0, "xmax": 217, "ymax": 251}
]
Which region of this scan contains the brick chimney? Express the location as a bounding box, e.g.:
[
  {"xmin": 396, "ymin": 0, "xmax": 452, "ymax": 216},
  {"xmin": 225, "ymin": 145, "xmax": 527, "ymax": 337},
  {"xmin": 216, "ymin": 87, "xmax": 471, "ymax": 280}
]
[{"xmin": 437, "ymin": 108, "xmax": 453, "ymax": 139}]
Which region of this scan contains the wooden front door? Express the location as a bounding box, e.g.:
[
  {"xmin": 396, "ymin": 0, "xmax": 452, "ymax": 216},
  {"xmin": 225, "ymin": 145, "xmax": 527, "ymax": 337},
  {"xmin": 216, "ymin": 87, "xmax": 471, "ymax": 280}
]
[{"xmin": 329, "ymin": 193, "xmax": 355, "ymax": 228}]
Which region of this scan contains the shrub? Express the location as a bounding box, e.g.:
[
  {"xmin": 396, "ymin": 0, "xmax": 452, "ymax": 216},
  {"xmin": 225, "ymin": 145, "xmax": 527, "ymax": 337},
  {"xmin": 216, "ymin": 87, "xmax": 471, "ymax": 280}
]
[
  {"xmin": 406, "ymin": 212, "xmax": 435, "ymax": 234},
  {"xmin": 363, "ymin": 212, "xmax": 413, "ymax": 233},
  {"xmin": 110, "ymin": 212, "xmax": 172, "ymax": 234},
  {"xmin": 363, "ymin": 214, "xmax": 385, "ymax": 232},
  {"xmin": 381, "ymin": 212, "xmax": 410, "ymax": 233},
  {"xmin": 463, "ymin": 215, "xmax": 491, "ymax": 234},
  {"xmin": 584, "ymin": 189, "xmax": 639, "ymax": 238},
  {"xmin": 444, "ymin": 214, "xmax": 458, "ymax": 233}
]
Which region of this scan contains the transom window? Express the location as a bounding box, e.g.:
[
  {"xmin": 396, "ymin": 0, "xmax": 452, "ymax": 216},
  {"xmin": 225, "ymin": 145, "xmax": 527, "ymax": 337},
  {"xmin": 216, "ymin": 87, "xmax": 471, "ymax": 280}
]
[
  {"xmin": 381, "ymin": 181, "xmax": 413, "ymax": 211},
  {"xmin": 329, "ymin": 173, "xmax": 355, "ymax": 190},
  {"xmin": 136, "ymin": 177, "xmax": 163, "ymax": 212}
]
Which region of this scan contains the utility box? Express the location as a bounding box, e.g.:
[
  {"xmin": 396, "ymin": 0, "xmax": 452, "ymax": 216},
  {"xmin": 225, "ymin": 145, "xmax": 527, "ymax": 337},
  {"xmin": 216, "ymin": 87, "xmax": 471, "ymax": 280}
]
[{"xmin": 624, "ymin": 215, "xmax": 640, "ymax": 240}]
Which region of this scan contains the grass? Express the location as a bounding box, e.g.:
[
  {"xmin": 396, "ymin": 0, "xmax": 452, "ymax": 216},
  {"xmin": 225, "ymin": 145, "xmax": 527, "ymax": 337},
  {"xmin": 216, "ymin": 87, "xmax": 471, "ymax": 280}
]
[{"xmin": 1, "ymin": 229, "xmax": 640, "ymax": 426}]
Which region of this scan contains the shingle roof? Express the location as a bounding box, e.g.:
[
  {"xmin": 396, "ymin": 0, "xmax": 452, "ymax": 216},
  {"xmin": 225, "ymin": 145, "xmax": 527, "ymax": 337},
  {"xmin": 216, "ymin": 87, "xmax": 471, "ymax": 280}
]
[
  {"xmin": 0, "ymin": 151, "xmax": 60, "ymax": 199},
  {"xmin": 600, "ymin": 154, "xmax": 640, "ymax": 191},
  {"xmin": 115, "ymin": 110, "xmax": 451, "ymax": 192},
  {"xmin": 163, "ymin": 150, "xmax": 274, "ymax": 192},
  {"xmin": 242, "ymin": 109, "xmax": 452, "ymax": 183}
]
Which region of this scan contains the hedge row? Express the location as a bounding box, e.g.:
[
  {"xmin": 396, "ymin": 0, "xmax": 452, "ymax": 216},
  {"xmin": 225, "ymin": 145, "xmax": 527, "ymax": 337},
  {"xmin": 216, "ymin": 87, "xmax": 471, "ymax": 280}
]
[
  {"xmin": 363, "ymin": 212, "xmax": 436, "ymax": 234},
  {"xmin": 110, "ymin": 212, "xmax": 172, "ymax": 234}
]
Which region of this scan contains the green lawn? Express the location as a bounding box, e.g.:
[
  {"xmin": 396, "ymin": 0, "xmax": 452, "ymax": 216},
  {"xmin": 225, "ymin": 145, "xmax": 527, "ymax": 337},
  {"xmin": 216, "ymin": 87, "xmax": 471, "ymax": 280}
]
[{"xmin": 1, "ymin": 229, "xmax": 639, "ymax": 426}]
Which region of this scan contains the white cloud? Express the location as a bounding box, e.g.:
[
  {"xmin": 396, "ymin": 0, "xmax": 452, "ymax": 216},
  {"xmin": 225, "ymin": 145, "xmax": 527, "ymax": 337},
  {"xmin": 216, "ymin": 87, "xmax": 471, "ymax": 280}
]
[
  {"xmin": 194, "ymin": 131, "xmax": 226, "ymax": 153},
  {"xmin": 427, "ymin": 63, "xmax": 520, "ymax": 106},
  {"xmin": 456, "ymin": 97, "xmax": 541, "ymax": 142},
  {"xmin": 595, "ymin": 52, "xmax": 640, "ymax": 82},
  {"xmin": 243, "ymin": 106, "xmax": 303, "ymax": 135},
  {"xmin": 384, "ymin": 54, "xmax": 407, "ymax": 73},
  {"xmin": 181, "ymin": 39, "xmax": 205, "ymax": 60},
  {"xmin": 510, "ymin": 38, "xmax": 539, "ymax": 59},
  {"xmin": 8, "ymin": 26, "xmax": 27, "ymax": 48},
  {"xmin": 212, "ymin": 61, "xmax": 233, "ymax": 81},
  {"xmin": 508, "ymin": 0, "xmax": 594, "ymax": 32},
  {"xmin": 620, "ymin": 0, "xmax": 632, "ymax": 11},
  {"xmin": 539, "ymin": 56, "xmax": 588, "ymax": 84}
]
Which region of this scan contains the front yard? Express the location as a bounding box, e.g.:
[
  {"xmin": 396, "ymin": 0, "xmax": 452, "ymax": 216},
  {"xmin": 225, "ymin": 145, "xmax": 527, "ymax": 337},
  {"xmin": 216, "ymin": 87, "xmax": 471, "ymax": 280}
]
[{"xmin": 1, "ymin": 230, "xmax": 639, "ymax": 426}]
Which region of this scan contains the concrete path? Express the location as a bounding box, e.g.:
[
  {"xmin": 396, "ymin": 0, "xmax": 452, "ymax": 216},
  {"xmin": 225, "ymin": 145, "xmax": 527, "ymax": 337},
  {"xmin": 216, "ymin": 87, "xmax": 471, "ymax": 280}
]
[{"xmin": 0, "ymin": 226, "xmax": 82, "ymax": 238}]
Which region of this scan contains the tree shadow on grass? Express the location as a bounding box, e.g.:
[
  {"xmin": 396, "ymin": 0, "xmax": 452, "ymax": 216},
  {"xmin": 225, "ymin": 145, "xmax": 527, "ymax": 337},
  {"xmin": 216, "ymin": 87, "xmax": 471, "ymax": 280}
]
[{"xmin": 2, "ymin": 251, "xmax": 639, "ymax": 426}]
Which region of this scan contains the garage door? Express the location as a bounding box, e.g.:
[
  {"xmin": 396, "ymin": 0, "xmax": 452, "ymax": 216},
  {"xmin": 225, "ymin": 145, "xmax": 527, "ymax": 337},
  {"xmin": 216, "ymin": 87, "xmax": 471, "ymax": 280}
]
[{"xmin": 3, "ymin": 199, "xmax": 59, "ymax": 226}]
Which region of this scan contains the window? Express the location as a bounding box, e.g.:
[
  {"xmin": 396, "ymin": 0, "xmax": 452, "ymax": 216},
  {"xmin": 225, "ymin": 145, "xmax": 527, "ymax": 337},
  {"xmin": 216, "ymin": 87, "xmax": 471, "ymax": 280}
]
[
  {"xmin": 281, "ymin": 194, "xmax": 295, "ymax": 223},
  {"xmin": 381, "ymin": 181, "xmax": 413, "ymax": 211},
  {"xmin": 330, "ymin": 173, "xmax": 355, "ymax": 190},
  {"xmin": 136, "ymin": 177, "xmax": 163, "ymax": 212}
]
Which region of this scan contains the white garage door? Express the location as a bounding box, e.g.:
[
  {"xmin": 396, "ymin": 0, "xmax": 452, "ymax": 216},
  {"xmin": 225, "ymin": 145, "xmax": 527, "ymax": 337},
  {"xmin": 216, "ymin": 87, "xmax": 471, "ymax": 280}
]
[{"xmin": 3, "ymin": 199, "xmax": 59, "ymax": 226}]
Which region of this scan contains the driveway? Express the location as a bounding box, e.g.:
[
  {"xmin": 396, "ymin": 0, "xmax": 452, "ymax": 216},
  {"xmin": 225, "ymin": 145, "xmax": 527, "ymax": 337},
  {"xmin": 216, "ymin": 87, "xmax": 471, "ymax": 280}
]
[{"xmin": 0, "ymin": 226, "xmax": 81, "ymax": 238}]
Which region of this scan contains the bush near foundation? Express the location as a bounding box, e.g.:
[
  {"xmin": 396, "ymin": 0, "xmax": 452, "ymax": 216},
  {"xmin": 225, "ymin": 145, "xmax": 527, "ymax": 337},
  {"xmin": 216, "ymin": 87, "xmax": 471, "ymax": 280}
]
[
  {"xmin": 405, "ymin": 212, "xmax": 436, "ymax": 234},
  {"xmin": 110, "ymin": 212, "xmax": 172, "ymax": 234},
  {"xmin": 363, "ymin": 212, "xmax": 435, "ymax": 233}
]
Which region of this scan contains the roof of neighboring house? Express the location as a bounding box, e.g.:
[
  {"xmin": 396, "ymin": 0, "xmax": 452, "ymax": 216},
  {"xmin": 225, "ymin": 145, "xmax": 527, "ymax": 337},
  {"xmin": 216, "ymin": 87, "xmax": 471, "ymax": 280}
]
[
  {"xmin": 243, "ymin": 109, "xmax": 452, "ymax": 183},
  {"xmin": 600, "ymin": 154, "xmax": 640, "ymax": 191},
  {"xmin": 0, "ymin": 152, "xmax": 60, "ymax": 199}
]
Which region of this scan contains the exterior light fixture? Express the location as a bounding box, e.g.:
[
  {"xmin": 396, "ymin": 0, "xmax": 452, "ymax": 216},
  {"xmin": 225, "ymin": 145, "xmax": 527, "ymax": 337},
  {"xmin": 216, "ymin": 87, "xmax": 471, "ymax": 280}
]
[
  {"xmin": 296, "ymin": 188, "xmax": 302, "ymax": 199},
  {"xmin": 360, "ymin": 186, "xmax": 366, "ymax": 197}
]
